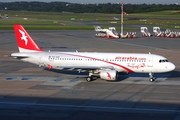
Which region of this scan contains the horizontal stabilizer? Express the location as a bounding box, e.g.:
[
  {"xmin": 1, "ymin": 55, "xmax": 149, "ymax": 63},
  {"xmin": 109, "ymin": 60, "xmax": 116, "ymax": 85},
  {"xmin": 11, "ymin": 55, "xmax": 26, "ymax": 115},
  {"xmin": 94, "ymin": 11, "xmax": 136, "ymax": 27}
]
[{"xmin": 11, "ymin": 52, "xmax": 29, "ymax": 59}]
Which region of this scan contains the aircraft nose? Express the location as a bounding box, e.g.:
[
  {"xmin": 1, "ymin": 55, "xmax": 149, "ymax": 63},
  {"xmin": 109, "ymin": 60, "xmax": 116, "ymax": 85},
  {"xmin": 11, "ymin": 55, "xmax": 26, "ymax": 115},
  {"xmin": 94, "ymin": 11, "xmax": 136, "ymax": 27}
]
[{"xmin": 168, "ymin": 62, "xmax": 175, "ymax": 71}]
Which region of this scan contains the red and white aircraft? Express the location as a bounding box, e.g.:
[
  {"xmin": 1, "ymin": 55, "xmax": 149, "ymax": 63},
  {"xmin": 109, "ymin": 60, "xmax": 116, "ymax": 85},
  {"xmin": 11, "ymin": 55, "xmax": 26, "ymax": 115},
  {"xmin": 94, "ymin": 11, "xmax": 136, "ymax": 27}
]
[{"xmin": 11, "ymin": 24, "xmax": 175, "ymax": 82}]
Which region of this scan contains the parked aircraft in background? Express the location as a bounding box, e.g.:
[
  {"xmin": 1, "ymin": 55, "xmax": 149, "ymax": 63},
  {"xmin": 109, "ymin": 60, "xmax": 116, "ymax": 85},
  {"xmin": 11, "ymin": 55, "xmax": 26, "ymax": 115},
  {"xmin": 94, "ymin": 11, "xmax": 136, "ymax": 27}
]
[
  {"xmin": 11, "ymin": 24, "xmax": 175, "ymax": 82},
  {"xmin": 113, "ymin": 17, "xmax": 120, "ymax": 20}
]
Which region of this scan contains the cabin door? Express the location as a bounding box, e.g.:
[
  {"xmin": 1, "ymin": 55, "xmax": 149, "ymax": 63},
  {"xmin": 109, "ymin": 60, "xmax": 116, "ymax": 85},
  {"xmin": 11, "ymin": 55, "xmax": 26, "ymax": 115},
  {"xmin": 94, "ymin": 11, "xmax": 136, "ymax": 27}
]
[{"xmin": 147, "ymin": 56, "xmax": 153, "ymax": 67}]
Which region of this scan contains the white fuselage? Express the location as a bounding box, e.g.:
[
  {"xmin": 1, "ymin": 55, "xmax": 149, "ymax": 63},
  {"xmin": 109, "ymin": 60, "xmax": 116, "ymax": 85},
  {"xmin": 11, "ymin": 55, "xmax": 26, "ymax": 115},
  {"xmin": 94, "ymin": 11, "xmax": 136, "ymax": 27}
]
[
  {"xmin": 12, "ymin": 51, "xmax": 175, "ymax": 74},
  {"xmin": 12, "ymin": 24, "xmax": 176, "ymax": 82}
]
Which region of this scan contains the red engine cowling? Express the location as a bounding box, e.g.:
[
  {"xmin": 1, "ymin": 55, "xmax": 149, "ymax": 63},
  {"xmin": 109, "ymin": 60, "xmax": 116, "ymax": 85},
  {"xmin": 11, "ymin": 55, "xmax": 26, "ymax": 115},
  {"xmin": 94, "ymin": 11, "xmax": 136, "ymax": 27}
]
[{"xmin": 100, "ymin": 70, "xmax": 117, "ymax": 80}]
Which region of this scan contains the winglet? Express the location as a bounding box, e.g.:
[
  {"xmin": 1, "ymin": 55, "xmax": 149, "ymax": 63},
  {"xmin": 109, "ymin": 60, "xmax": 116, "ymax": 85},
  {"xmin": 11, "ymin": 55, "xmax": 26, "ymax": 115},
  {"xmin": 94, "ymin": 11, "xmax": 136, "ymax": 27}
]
[{"xmin": 14, "ymin": 24, "xmax": 44, "ymax": 52}]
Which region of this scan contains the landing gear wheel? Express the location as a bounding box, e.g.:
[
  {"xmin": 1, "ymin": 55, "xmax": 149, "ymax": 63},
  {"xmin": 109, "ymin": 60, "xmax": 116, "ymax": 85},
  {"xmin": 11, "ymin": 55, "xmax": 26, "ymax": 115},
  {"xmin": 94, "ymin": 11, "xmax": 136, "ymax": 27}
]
[
  {"xmin": 149, "ymin": 78, "xmax": 154, "ymax": 82},
  {"xmin": 86, "ymin": 77, "xmax": 92, "ymax": 82},
  {"xmin": 149, "ymin": 72, "xmax": 154, "ymax": 82}
]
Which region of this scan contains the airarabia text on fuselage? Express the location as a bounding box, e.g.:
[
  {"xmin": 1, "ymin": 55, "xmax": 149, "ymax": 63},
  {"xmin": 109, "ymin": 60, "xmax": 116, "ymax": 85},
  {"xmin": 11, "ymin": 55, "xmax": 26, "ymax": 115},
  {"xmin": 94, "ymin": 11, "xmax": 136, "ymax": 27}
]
[{"xmin": 115, "ymin": 56, "xmax": 146, "ymax": 61}]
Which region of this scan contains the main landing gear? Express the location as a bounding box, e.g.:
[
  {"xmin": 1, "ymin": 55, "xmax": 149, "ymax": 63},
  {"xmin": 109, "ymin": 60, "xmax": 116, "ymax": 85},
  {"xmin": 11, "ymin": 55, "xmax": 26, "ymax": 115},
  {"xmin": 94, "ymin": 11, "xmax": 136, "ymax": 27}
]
[
  {"xmin": 86, "ymin": 76, "xmax": 93, "ymax": 82},
  {"xmin": 86, "ymin": 71, "xmax": 99, "ymax": 82},
  {"xmin": 86, "ymin": 72, "xmax": 93, "ymax": 82},
  {"xmin": 149, "ymin": 72, "xmax": 155, "ymax": 82}
]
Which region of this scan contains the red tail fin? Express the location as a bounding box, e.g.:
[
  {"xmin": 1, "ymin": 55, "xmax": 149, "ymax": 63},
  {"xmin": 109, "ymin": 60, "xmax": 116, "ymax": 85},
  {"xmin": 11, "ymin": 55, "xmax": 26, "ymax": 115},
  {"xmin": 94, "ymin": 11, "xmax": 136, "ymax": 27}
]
[{"xmin": 14, "ymin": 24, "xmax": 43, "ymax": 52}]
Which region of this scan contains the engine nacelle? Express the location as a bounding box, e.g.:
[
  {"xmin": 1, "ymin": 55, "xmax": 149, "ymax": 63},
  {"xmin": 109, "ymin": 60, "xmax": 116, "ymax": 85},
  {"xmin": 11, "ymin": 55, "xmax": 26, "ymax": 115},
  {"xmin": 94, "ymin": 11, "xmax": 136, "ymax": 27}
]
[{"xmin": 100, "ymin": 70, "xmax": 117, "ymax": 80}]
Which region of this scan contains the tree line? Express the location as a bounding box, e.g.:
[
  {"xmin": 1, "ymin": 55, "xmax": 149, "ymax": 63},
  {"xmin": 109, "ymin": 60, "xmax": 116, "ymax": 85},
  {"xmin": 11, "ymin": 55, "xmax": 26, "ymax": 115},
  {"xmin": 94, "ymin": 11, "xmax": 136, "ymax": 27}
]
[{"xmin": 0, "ymin": 1, "xmax": 179, "ymax": 13}]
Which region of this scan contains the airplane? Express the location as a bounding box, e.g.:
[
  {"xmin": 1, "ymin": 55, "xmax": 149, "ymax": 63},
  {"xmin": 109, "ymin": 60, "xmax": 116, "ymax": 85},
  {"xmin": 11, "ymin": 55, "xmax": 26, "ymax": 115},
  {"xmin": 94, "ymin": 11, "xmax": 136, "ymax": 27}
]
[
  {"xmin": 11, "ymin": 24, "xmax": 175, "ymax": 82},
  {"xmin": 113, "ymin": 17, "xmax": 119, "ymax": 20}
]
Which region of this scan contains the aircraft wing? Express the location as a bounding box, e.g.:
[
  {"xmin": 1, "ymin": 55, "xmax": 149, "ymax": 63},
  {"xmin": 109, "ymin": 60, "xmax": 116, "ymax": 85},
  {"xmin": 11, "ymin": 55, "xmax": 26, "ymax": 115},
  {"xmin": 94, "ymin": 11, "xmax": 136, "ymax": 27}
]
[{"xmin": 53, "ymin": 66, "xmax": 125, "ymax": 72}]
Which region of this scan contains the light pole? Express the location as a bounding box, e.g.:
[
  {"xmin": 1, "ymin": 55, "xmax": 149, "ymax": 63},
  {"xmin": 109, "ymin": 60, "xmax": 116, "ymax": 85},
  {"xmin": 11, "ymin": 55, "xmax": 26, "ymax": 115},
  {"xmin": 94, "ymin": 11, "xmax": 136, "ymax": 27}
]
[{"xmin": 120, "ymin": 2, "xmax": 125, "ymax": 38}]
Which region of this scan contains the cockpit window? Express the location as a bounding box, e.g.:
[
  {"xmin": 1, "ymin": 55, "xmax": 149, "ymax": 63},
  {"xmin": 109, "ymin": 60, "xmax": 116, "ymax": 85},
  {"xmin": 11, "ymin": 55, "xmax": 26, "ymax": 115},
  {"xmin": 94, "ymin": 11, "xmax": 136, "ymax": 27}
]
[{"xmin": 159, "ymin": 59, "xmax": 169, "ymax": 63}]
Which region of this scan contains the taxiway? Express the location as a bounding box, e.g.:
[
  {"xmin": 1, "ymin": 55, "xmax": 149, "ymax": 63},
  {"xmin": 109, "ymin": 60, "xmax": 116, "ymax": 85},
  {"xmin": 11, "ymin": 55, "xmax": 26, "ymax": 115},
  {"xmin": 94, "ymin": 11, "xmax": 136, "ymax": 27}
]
[{"xmin": 0, "ymin": 30, "xmax": 180, "ymax": 120}]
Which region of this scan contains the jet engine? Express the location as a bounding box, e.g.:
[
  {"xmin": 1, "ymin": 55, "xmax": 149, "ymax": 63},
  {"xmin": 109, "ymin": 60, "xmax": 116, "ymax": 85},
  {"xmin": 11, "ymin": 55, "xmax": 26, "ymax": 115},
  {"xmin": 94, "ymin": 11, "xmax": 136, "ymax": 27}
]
[{"xmin": 100, "ymin": 70, "xmax": 117, "ymax": 80}]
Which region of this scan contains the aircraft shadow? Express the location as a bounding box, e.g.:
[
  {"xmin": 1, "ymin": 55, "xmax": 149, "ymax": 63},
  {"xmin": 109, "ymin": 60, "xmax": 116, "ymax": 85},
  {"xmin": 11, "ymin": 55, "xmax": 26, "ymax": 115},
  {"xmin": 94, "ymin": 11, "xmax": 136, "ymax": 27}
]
[{"xmin": 44, "ymin": 68, "xmax": 180, "ymax": 82}]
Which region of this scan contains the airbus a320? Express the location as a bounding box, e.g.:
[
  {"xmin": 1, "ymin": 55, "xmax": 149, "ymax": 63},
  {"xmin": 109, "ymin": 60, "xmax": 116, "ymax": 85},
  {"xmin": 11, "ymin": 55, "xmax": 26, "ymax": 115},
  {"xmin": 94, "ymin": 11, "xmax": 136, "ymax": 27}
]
[{"xmin": 11, "ymin": 24, "xmax": 175, "ymax": 82}]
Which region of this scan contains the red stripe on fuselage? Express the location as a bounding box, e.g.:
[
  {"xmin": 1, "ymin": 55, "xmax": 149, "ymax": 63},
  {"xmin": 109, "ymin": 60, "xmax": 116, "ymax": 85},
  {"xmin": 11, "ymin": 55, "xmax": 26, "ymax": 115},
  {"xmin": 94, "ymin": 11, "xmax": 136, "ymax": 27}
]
[{"xmin": 57, "ymin": 52, "xmax": 134, "ymax": 73}]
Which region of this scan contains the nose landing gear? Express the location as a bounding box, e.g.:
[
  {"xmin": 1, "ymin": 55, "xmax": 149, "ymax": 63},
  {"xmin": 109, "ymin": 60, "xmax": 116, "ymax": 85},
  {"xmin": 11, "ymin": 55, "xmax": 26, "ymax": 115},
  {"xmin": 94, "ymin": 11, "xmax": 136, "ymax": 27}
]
[{"xmin": 149, "ymin": 72, "xmax": 154, "ymax": 82}]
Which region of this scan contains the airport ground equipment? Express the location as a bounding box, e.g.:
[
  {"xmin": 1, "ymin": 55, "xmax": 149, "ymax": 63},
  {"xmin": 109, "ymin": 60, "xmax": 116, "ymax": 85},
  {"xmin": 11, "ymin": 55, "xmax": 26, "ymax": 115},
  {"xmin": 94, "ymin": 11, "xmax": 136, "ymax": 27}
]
[
  {"xmin": 153, "ymin": 27, "xmax": 180, "ymax": 38},
  {"xmin": 95, "ymin": 26, "xmax": 120, "ymax": 39},
  {"xmin": 141, "ymin": 27, "xmax": 152, "ymax": 37}
]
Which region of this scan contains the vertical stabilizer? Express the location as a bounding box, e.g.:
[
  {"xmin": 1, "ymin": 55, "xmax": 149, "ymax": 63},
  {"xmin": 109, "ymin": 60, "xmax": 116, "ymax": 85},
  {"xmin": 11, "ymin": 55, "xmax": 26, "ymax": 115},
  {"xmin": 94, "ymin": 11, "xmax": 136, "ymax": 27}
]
[{"xmin": 14, "ymin": 24, "xmax": 44, "ymax": 52}]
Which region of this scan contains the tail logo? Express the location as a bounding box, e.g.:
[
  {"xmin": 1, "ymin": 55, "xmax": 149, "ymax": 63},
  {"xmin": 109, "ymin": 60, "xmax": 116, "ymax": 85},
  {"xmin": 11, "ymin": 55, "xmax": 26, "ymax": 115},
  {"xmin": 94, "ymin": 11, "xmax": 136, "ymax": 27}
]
[{"xmin": 19, "ymin": 29, "xmax": 28, "ymax": 45}]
